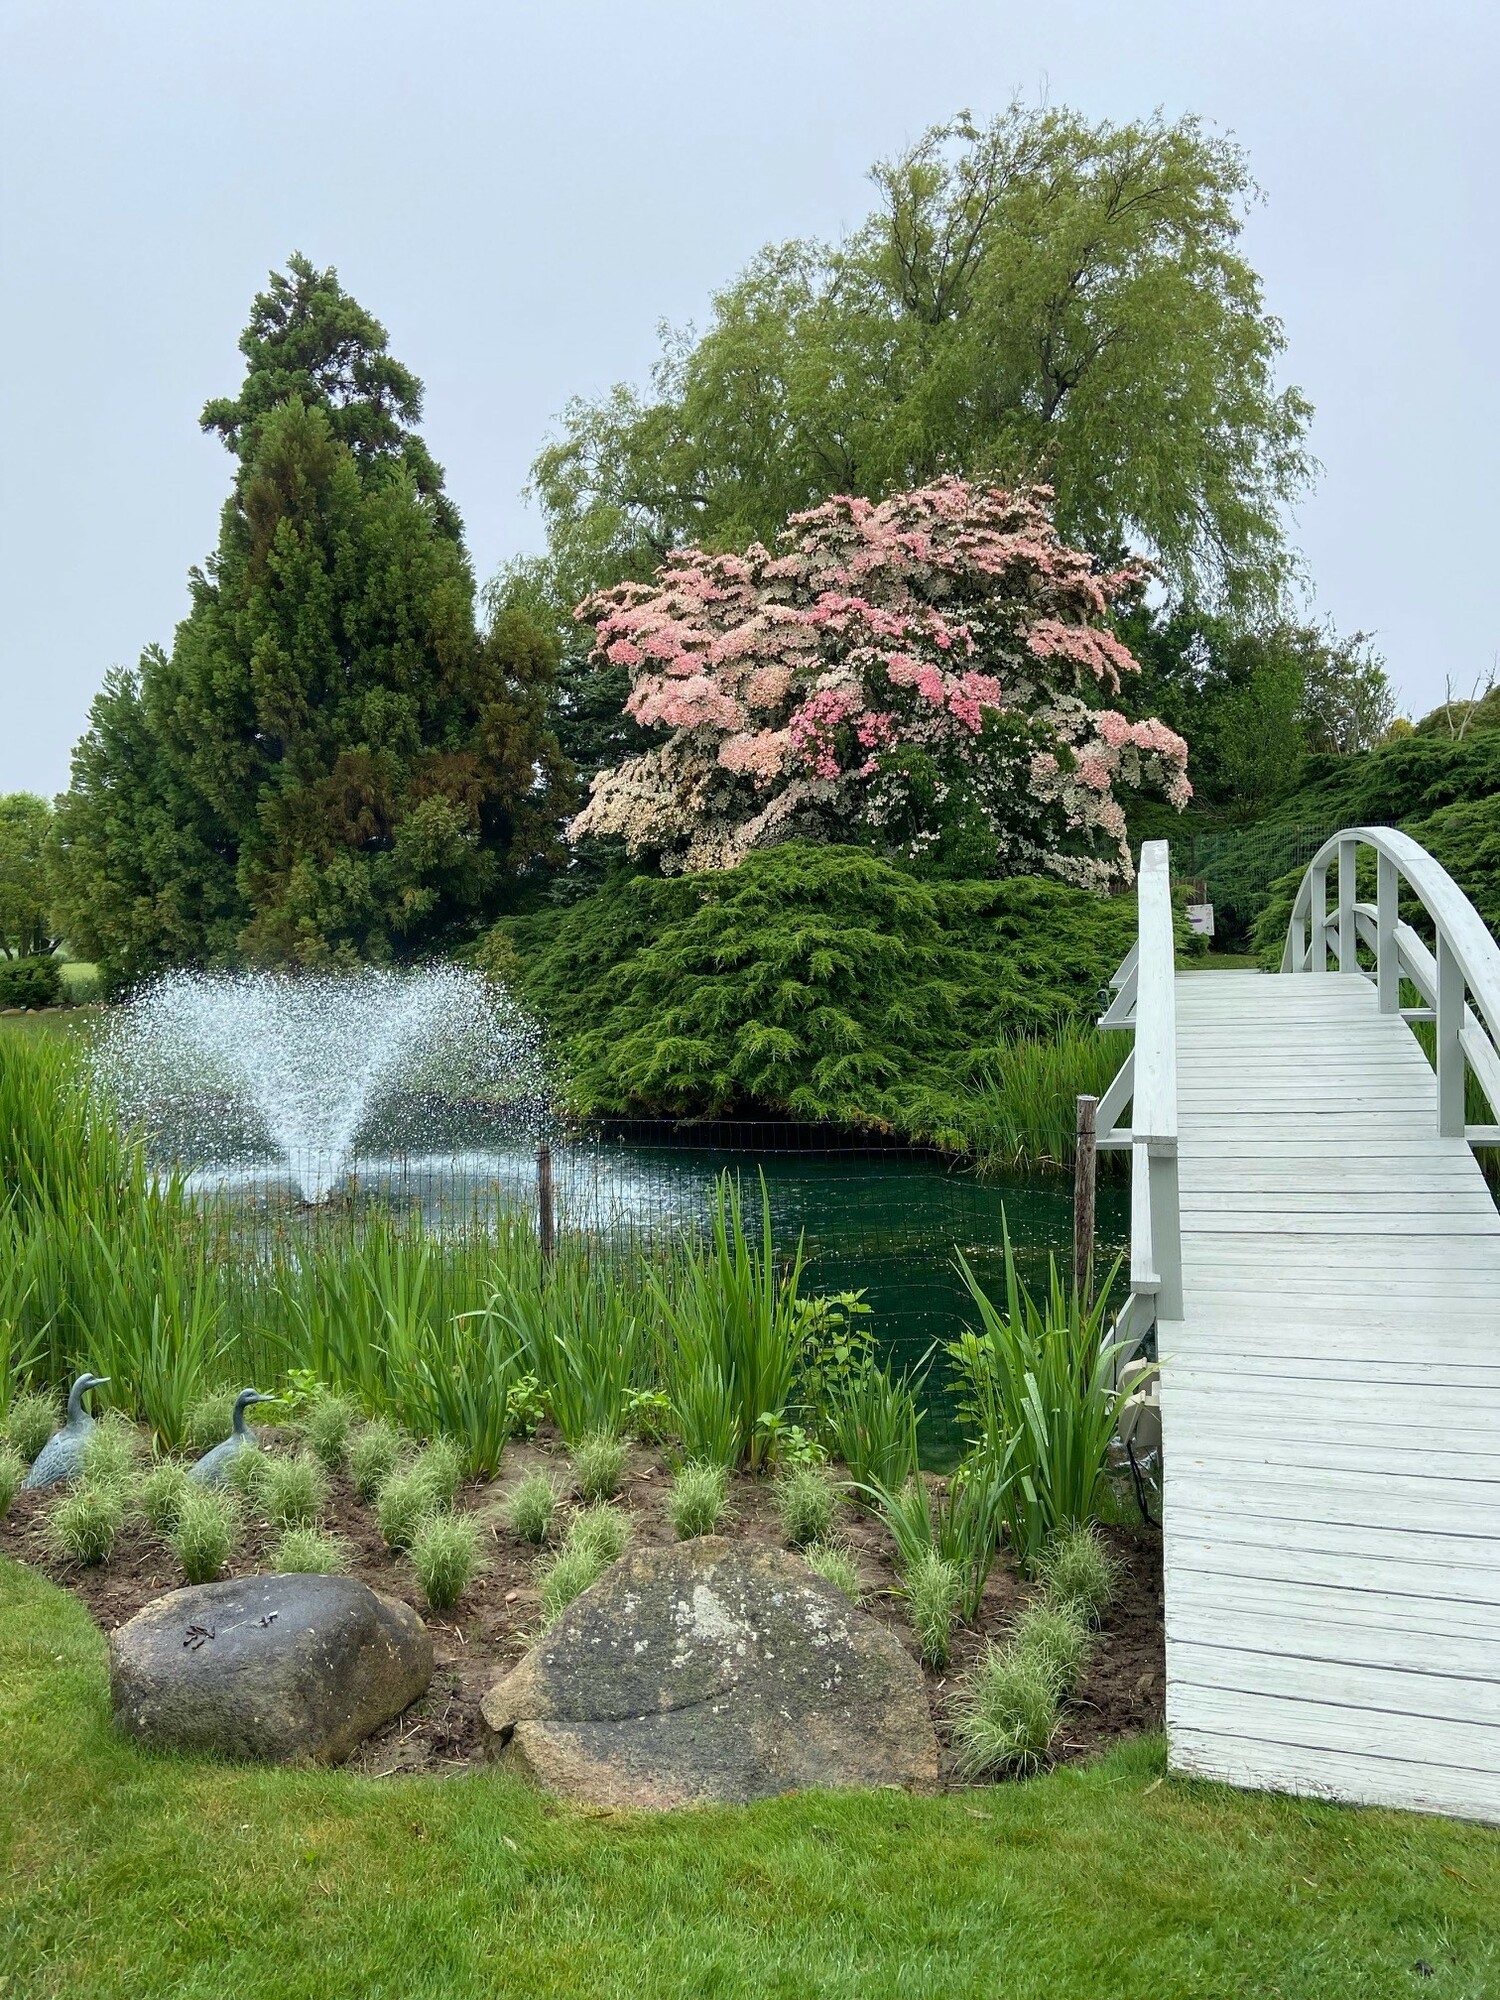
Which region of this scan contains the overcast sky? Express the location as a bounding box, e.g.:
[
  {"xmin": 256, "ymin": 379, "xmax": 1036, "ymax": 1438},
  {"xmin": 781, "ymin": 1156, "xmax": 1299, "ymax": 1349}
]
[{"xmin": 1, "ymin": 0, "xmax": 1494, "ymax": 797}]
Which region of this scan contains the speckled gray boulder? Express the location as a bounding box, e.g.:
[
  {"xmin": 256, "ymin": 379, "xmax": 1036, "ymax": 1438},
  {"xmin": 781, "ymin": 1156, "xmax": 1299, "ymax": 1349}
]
[
  {"xmin": 109, "ymin": 1574, "xmax": 432, "ymax": 1764},
  {"xmin": 481, "ymin": 1537, "xmax": 939, "ymax": 1807}
]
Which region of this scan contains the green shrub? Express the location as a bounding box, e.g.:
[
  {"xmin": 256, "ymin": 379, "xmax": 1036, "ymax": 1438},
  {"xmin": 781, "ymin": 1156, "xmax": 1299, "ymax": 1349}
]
[
  {"xmin": 411, "ymin": 1513, "xmax": 483, "ymax": 1611},
  {"xmin": 273, "ymin": 1526, "xmax": 350, "ymax": 1574},
  {"xmin": 5, "ymin": 1390, "xmax": 59, "ymax": 1465},
  {"xmin": 0, "ymin": 1443, "xmax": 25, "ymax": 1517},
  {"xmin": 802, "ymin": 1540, "xmax": 861, "ymax": 1602},
  {"xmin": 904, "ymin": 1549, "xmax": 962, "ymax": 1668},
  {"xmin": 139, "ymin": 1459, "xmax": 191, "ymax": 1534},
  {"xmin": 349, "ymin": 1419, "xmax": 404, "ymax": 1502},
  {"xmin": 774, "ymin": 1464, "xmax": 839, "ymax": 1548},
  {"xmin": 538, "ymin": 1542, "xmax": 608, "ymax": 1627},
  {"xmin": 505, "ymin": 1469, "xmax": 559, "ymax": 1546},
  {"xmin": 1014, "ymin": 1601, "xmax": 1092, "ymax": 1697},
  {"xmin": 573, "ymin": 1430, "xmax": 627, "ymax": 1502},
  {"xmin": 260, "ymin": 1452, "xmax": 329, "ymax": 1530},
  {"xmin": 170, "ymin": 1484, "xmax": 240, "ymax": 1583},
  {"xmin": 565, "ymin": 1502, "xmax": 630, "ymax": 1566},
  {"xmin": 491, "ymin": 846, "xmax": 1135, "ymax": 1160},
  {"xmin": 376, "ymin": 1467, "xmax": 438, "ymax": 1552},
  {"xmin": 669, "ymin": 1461, "xmax": 727, "ymax": 1540},
  {"xmin": 1038, "ymin": 1526, "xmax": 1119, "ymax": 1627},
  {"xmin": 301, "ymin": 1395, "xmax": 358, "ymax": 1472},
  {"xmin": 951, "ymin": 1645, "xmax": 1061, "ymax": 1777},
  {"xmin": 51, "ymin": 1482, "xmax": 124, "ymax": 1565},
  {"xmin": 504, "ymin": 1373, "xmax": 546, "ymax": 1439},
  {"xmin": 184, "ymin": 1390, "xmax": 238, "ymax": 1455},
  {"xmin": 79, "ymin": 1416, "xmax": 140, "ymax": 1493},
  {"xmin": 0, "ymin": 954, "xmax": 63, "ymax": 1010}
]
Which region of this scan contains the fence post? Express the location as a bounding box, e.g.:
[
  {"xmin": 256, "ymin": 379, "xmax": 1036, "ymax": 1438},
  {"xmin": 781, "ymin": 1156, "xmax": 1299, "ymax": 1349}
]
[
  {"xmin": 537, "ymin": 1141, "xmax": 555, "ymax": 1266},
  {"xmin": 1073, "ymin": 1094, "xmax": 1097, "ymax": 1302}
]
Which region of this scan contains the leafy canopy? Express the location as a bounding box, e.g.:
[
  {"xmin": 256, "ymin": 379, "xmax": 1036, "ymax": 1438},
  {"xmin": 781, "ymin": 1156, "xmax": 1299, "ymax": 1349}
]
[
  {"xmin": 0, "ymin": 794, "xmax": 58, "ymax": 958},
  {"xmin": 51, "ymin": 258, "xmax": 570, "ymax": 983},
  {"xmin": 526, "ymin": 104, "xmax": 1313, "ymax": 624},
  {"xmin": 487, "ymin": 842, "xmax": 1136, "ymax": 1150}
]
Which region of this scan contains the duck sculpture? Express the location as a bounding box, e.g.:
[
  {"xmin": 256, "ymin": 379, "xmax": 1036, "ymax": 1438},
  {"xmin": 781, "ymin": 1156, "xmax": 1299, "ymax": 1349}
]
[
  {"xmin": 23, "ymin": 1373, "xmax": 110, "ymax": 1489},
  {"xmin": 188, "ymin": 1389, "xmax": 275, "ymax": 1486}
]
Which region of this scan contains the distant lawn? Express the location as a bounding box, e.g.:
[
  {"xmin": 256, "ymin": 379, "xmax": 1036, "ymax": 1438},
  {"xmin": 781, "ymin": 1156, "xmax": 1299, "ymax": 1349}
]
[
  {"xmin": 0, "ymin": 1004, "xmax": 98, "ymax": 1038},
  {"xmin": 1, "ymin": 1560, "xmax": 1496, "ymax": 1999}
]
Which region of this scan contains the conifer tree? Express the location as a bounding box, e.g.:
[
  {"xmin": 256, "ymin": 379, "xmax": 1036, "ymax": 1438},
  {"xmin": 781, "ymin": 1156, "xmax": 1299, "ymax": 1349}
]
[{"xmin": 52, "ymin": 257, "xmax": 568, "ymax": 981}]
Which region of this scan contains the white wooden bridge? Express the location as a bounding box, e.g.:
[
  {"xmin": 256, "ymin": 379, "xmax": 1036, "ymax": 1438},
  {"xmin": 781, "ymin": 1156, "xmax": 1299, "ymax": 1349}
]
[{"xmin": 1101, "ymin": 828, "xmax": 1500, "ymax": 1823}]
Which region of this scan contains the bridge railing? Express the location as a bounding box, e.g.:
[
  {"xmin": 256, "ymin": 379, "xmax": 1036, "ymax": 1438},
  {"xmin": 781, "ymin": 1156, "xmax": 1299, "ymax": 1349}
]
[
  {"xmin": 1282, "ymin": 825, "xmax": 1500, "ymax": 1145},
  {"xmin": 1097, "ymin": 840, "xmax": 1182, "ymax": 1358}
]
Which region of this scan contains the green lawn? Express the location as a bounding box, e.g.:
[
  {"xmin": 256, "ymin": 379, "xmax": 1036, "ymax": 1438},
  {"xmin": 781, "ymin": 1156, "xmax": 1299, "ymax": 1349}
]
[{"xmin": 2, "ymin": 1560, "xmax": 1496, "ymax": 1998}]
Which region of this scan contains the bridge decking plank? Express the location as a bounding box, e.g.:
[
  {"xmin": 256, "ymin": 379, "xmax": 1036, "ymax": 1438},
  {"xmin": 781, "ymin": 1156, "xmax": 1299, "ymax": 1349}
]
[{"xmin": 1161, "ymin": 968, "xmax": 1500, "ymax": 1822}]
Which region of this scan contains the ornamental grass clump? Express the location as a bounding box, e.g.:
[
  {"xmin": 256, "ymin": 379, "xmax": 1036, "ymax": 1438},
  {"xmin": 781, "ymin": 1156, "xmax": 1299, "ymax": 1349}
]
[
  {"xmin": 376, "ymin": 1467, "xmax": 438, "ymax": 1553},
  {"xmin": 1037, "ymin": 1525, "xmax": 1120, "ymax": 1627},
  {"xmin": 224, "ymin": 1443, "xmax": 267, "ymax": 1499},
  {"xmin": 260, "ymin": 1451, "xmax": 329, "ymax": 1531},
  {"xmin": 139, "ymin": 1458, "xmax": 192, "ymax": 1535},
  {"xmin": 170, "ymin": 1484, "xmax": 240, "ymax": 1584},
  {"xmin": 51, "ymin": 1482, "xmax": 125, "ymax": 1566},
  {"xmin": 538, "ymin": 1542, "xmax": 607, "ymax": 1628},
  {"xmin": 184, "ymin": 1390, "xmax": 238, "ymax": 1456},
  {"xmin": 0, "ymin": 1444, "xmax": 22, "ymax": 1518},
  {"xmin": 950, "ymin": 1646, "xmax": 1062, "ymax": 1778},
  {"xmin": 79, "ymin": 1415, "xmax": 140, "ymax": 1494},
  {"xmin": 566, "ymin": 1502, "xmax": 630, "ymax": 1567},
  {"xmin": 273, "ymin": 1526, "xmax": 350, "ymax": 1575},
  {"xmin": 505, "ymin": 1470, "xmax": 559, "ymax": 1546},
  {"xmin": 802, "ymin": 1540, "xmax": 861, "ymax": 1602},
  {"xmin": 349, "ymin": 1418, "xmax": 403, "ymax": 1502},
  {"xmin": 5, "ymin": 1390, "xmax": 58, "ymax": 1465},
  {"xmin": 414, "ymin": 1435, "xmax": 466, "ymax": 1509},
  {"xmin": 301, "ymin": 1395, "xmax": 359, "ymax": 1472},
  {"xmin": 904, "ymin": 1549, "xmax": 963, "ymax": 1668},
  {"xmin": 1016, "ymin": 1600, "xmax": 1093, "ymax": 1696},
  {"xmin": 411, "ymin": 1513, "xmax": 484, "ymax": 1612},
  {"xmin": 669, "ymin": 1460, "xmax": 727, "ymax": 1540},
  {"xmin": 573, "ymin": 1430, "xmax": 627, "ymax": 1503},
  {"xmin": 774, "ymin": 1464, "xmax": 839, "ymax": 1548}
]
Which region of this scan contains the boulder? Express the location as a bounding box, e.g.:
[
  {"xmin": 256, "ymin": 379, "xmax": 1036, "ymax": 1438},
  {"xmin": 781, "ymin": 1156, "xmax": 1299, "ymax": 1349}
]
[
  {"xmin": 482, "ymin": 1537, "xmax": 939, "ymax": 1808},
  {"xmin": 109, "ymin": 1573, "xmax": 432, "ymax": 1764}
]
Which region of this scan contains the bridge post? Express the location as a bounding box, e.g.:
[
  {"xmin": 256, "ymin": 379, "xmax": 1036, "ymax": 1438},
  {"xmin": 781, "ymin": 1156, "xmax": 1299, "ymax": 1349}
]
[
  {"xmin": 1148, "ymin": 1147, "xmax": 1182, "ymax": 1322},
  {"xmin": 1337, "ymin": 839, "xmax": 1357, "ymax": 972},
  {"xmin": 1073, "ymin": 1095, "xmax": 1097, "ymax": 1301},
  {"xmin": 1437, "ymin": 937, "xmax": 1466, "ymax": 1136},
  {"xmin": 1376, "ymin": 850, "xmax": 1400, "ymax": 1012},
  {"xmin": 1310, "ymin": 858, "xmax": 1330, "ymax": 971}
]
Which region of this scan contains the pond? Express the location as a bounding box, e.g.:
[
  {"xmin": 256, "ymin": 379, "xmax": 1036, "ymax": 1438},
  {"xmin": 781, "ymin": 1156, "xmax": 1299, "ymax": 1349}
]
[{"xmin": 183, "ymin": 1124, "xmax": 1128, "ymax": 1466}]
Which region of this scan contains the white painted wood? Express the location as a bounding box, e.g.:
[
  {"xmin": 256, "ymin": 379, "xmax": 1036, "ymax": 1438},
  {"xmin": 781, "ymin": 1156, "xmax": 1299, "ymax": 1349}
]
[{"xmin": 1147, "ymin": 884, "xmax": 1500, "ymax": 1825}]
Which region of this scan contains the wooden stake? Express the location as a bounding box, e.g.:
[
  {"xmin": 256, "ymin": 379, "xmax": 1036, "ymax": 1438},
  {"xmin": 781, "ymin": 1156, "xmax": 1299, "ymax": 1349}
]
[
  {"xmin": 537, "ymin": 1141, "xmax": 555, "ymax": 1267},
  {"xmin": 1073, "ymin": 1094, "xmax": 1097, "ymax": 1302}
]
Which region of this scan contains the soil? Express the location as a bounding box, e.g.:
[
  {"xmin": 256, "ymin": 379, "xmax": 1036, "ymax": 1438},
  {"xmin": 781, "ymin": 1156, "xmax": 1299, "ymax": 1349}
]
[{"xmin": 1, "ymin": 1428, "xmax": 1164, "ymax": 1789}]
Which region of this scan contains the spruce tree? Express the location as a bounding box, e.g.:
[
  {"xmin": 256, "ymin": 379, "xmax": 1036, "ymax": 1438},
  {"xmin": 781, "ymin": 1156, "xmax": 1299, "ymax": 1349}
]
[{"xmin": 52, "ymin": 257, "xmax": 568, "ymax": 980}]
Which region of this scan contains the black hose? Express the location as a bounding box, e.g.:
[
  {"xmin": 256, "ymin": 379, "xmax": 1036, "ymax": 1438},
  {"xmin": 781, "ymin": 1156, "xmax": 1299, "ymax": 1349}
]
[{"xmin": 1127, "ymin": 1435, "xmax": 1158, "ymax": 1528}]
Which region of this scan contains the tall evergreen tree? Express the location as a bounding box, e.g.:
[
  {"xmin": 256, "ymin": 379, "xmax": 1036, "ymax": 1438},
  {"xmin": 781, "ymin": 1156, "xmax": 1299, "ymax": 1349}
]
[{"xmin": 52, "ymin": 258, "xmax": 569, "ymax": 981}]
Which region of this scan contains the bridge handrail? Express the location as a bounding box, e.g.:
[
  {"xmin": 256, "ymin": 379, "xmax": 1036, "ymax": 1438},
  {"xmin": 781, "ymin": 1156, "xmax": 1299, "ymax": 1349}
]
[
  {"xmin": 1282, "ymin": 825, "xmax": 1500, "ymax": 1143},
  {"xmin": 1098, "ymin": 840, "xmax": 1183, "ymax": 1345}
]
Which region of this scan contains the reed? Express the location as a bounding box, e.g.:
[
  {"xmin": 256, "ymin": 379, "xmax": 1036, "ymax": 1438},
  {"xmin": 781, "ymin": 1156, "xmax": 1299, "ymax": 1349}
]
[{"xmin": 966, "ymin": 1026, "xmax": 1131, "ymax": 1174}]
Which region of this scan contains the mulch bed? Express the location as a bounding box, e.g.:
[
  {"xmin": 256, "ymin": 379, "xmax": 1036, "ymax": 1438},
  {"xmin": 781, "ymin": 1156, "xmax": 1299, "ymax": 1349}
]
[{"xmin": 1, "ymin": 1428, "xmax": 1164, "ymax": 1788}]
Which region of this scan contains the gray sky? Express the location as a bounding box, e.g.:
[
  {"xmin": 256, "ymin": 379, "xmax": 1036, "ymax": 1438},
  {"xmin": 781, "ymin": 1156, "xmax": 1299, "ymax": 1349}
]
[{"xmin": 1, "ymin": 0, "xmax": 1494, "ymax": 798}]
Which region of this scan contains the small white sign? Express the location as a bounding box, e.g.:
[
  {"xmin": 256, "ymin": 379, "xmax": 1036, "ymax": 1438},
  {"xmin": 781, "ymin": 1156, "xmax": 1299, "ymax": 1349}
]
[{"xmin": 1186, "ymin": 903, "xmax": 1215, "ymax": 939}]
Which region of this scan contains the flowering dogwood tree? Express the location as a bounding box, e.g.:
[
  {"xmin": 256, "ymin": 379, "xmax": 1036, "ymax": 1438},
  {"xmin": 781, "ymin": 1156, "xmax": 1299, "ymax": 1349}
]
[{"xmin": 569, "ymin": 479, "xmax": 1190, "ymax": 888}]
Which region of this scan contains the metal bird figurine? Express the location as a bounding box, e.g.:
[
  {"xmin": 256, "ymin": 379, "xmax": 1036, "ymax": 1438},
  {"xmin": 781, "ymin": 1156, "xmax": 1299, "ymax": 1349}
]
[
  {"xmin": 23, "ymin": 1373, "xmax": 110, "ymax": 1489},
  {"xmin": 188, "ymin": 1389, "xmax": 276, "ymax": 1485}
]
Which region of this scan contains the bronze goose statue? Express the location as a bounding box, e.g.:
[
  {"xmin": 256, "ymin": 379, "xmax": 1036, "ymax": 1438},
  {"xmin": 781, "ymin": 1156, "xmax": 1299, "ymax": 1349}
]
[
  {"xmin": 23, "ymin": 1373, "xmax": 110, "ymax": 1489},
  {"xmin": 188, "ymin": 1390, "xmax": 275, "ymax": 1485}
]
